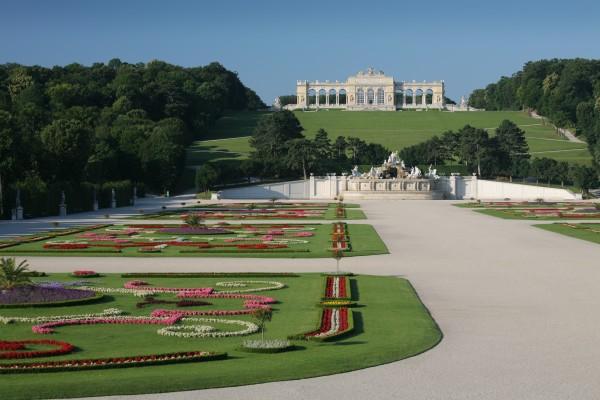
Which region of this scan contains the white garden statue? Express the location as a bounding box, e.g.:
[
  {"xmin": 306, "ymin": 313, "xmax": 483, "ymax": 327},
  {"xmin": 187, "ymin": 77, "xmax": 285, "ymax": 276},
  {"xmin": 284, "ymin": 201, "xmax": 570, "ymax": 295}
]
[{"xmin": 426, "ymin": 164, "xmax": 440, "ymax": 179}]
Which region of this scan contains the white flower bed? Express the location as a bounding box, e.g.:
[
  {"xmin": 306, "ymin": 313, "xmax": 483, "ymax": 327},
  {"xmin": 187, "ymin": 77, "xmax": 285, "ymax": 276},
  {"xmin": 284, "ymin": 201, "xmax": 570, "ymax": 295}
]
[
  {"xmin": 0, "ymin": 308, "xmax": 125, "ymax": 324},
  {"xmin": 215, "ymin": 282, "xmax": 247, "ymax": 288},
  {"xmin": 331, "ymin": 276, "xmax": 341, "ymax": 298},
  {"xmin": 214, "ymin": 281, "xmax": 285, "ymax": 294},
  {"xmin": 157, "ymin": 318, "xmax": 258, "ymax": 338},
  {"xmin": 75, "ymin": 286, "xmax": 155, "ymax": 297},
  {"xmin": 242, "ymin": 339, "xmax": 290, "ymax": 349}
]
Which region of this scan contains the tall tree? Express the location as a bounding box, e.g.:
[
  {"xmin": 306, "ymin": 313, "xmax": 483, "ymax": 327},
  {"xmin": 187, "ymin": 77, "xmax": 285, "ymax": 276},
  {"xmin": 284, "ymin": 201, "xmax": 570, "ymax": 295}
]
[
  {"xmin": 286, "ymin": 138, "xmax": 314, "ymax": 179},
  {"xmin": 40, "ymin": 119, "xmax": 93, "ymax": 181},
  {"xmin": 249, "ymin": 111, "xmax": 303, "ymax": 175}
]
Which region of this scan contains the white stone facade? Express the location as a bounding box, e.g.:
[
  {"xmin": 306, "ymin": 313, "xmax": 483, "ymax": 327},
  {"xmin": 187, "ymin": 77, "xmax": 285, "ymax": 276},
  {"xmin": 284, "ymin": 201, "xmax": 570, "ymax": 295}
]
[
  {"xmin": 290, "ymin": 67, "xmax": 445, "ymax": 111},
  {"xmin": 217, "ymin": 175, "xmax": 580, "ymax": 201}
]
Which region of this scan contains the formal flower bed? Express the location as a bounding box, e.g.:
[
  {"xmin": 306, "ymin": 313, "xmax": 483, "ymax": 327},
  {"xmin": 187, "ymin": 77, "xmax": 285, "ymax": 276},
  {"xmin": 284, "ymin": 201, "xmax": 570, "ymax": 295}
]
[
  {"xmin": 330, "ymin": 222, "xmax": 351, "ymax": 251},
  {"xmin": 123, "ymin": 280, "xmax": 214, "ymax": 294},
  {"xmin": 0, "ymin": 351, "xmax": 226, "ymax": 374},
  {"xmin": 156, "ymin": 318, "xmax": 259, "ymax": 338},
  {"xmin": 299, "ymin": 307, "xmax": 353, "ymax": 341},
  {"xmin": 158, "ymin": 227, "xmax": 232, "ymax": 235},
  {"xmin": 71, "ymin": 270, "xmax": 99, "ymax": 278},
  {"xmin": 0, "ymin": 340, "xmax": 74, "ymax": 359},
  {"xmin": 121, "ymin": 272, "xmax": 300, "ymax": 278},
  {"xmin": 0, "ymin": 286, "xmax": 103, "ymax": 308},
  {"xmin": 213, "ymin": 280, "xmax": 285, "ymax": 294},
  {"xmin": 240, "ymin": 339, "xmax": 293, "ymax": 353},
  {"xmin": 136, "ymin": 296, "xmax": 212, "ymax": 309},
  {"xmin": 319, "ymin": 300, "xmax": 354, "ymax": 307},
  {"xmin": 322, "ymin": 275, "xmax": 350, "ymax": 300},
  {"xmin": 31, "ymin": 314, "xmax": 184, "ymax": 334},
  {"xmin": 0, "ymin": 308, "xmax": 125, "ymax": 324},
  {"xmin": 1, "ymin": 221, "xmax": 357, "ymax": 257},
  {"xmin": 175, "ymin": 292, "xmax": 276, "ymax": 304},
  {"xmin": 43, "ymin": 243, "xmax": 89, "ymax": 250}
]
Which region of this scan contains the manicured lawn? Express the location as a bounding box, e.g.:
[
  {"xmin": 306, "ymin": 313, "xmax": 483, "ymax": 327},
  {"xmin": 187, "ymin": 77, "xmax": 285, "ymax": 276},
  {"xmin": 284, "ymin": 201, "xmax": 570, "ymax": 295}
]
[
  {"xmin": 0, "ymin": 273, "xmax": 441, "ymax": 400},
  {"xmin": 0, "ymin": 223, "xmax": 388, "ymax": 258},
  {"xmin": 535, "ymin": 223, "xmax": 600, "ymax": 244},
  {"xmin": 458, "ymin": 202, "xmax": 600, "ymax": 220},
  {"xmin": 186, "ymin": 110, "xmax": 592, "ymax": 170},
  {"xmin": 129, "ymin": 202, "xmax": 366, "ymax": 220}
]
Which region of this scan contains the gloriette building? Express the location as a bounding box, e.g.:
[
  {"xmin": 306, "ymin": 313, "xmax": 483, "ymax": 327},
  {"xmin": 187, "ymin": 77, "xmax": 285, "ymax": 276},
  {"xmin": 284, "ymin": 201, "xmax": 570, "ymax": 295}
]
[{"xmin": 290, "ymin": 67, "xmax": 445, "ymax": 111}]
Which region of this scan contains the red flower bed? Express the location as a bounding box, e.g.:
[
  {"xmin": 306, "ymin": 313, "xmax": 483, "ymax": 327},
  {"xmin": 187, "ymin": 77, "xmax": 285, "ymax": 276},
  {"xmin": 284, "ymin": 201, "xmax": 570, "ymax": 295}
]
[
  {"xmin": 304, "ymin": 308, "xmax": 349, "ymax": 338},
  {"xmin": 43, "ymin": 243, "xmax": 89, "ymax": 250},
  {"xmin": 0, "ymin": 342, "xmax": 25, "ymax": 351},
  {"xmin": 0, "ymin": 340, "xmax": 74, "ymax": 359},
  {"xmin": 0, "ymin": 351, "xmax": 224, "ymax": 373},
  {"xmin": 72, "ymin": 270, "xmax": 98, "ymax": 277},
  {"xmin": 325, "ymin": 276, "xmax": 347, "ymax": 298},
  {"xmin": 236, "ymin": 244, "xmax": 288, "ymax": 250}
]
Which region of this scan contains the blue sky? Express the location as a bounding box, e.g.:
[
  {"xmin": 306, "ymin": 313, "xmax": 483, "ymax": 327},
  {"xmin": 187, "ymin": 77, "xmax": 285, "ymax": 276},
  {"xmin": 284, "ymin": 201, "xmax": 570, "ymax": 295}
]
[{"xmin": 1, "ymin": 0, "xmax": 599, "ymax": 103}]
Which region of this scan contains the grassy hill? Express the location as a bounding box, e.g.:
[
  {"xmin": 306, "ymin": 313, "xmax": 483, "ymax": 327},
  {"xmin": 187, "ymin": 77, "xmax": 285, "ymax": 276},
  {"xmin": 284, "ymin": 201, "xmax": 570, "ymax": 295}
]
[{"xmin": 186, "ymin": 110, "xmax": 592, "ymax": 172}]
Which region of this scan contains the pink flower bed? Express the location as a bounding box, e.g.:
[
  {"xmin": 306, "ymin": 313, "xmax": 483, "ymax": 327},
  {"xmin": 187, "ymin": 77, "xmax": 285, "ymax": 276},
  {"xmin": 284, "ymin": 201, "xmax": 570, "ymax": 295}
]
[
  {"xmin": 32, "ymin": 315, "xmax": 184, "ymax": 334},
  {"xmin": 123, "ymin": 281, "xmax": 213, "ymax": 294}
]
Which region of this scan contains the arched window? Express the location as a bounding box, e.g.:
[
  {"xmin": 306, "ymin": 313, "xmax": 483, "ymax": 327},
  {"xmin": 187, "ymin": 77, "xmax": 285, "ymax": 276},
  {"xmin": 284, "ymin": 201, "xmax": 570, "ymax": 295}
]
[
  {"xmin": 425, "ymin": 89, "xmax": 434, "ymax": 105},
  {"xmin": 357, "ymin": 88, "xmax": 364, "ymax": 104},
  {"xmin": 367, "ymin": 89, "xmax": 374, "ymax": 105},
  {"xmin": 405, "ymin": 89, "xmax": 413, "ymax": 105},
  {"xmin": 318, "ymin": 89, "xmax": 327, "ymax": 105},
  {"xmin": 376, "ymin": 88, "xmax": 384, "ymax": 104},
  {"xmin": 328, "ymin": 89, "xmax": 337, "ymax": 105},
  {"xmin": 308, "ymin": 89, "xmax": 316, "ymax": 105},
  {"xmin": 395, "ymin": 90, "xmax": 404, "ymax": 106},
  {"xmin": 339, "ymin": 89, "xmax": 347, "ymax": 105},
  {"xmin": 415, "ymin": 89, "xmax": 424, "ymax": 105}
]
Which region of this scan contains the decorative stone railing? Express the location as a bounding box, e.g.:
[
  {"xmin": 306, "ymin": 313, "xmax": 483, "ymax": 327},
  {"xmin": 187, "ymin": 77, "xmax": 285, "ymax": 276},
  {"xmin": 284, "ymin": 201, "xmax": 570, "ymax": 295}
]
[{"xmin": 345, "ymin": 178, "xmax": 436, "ymax": 193}]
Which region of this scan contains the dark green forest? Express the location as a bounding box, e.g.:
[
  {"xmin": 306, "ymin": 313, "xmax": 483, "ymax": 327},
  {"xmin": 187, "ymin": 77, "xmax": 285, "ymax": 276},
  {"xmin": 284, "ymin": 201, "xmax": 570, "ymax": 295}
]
[
  {"xmin": 0, "ymin": 60, "xmax": 264, "ymax": 218},
  {"xmin": 468, "ymin": 58, "xmax": 600, "ymax": 172}
]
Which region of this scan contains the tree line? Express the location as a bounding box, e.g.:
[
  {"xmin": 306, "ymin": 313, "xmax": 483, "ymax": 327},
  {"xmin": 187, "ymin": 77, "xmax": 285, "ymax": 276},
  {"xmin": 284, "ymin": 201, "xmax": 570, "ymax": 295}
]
[
  {"xmin": 0, "ymin": 60, "xmax": 264, "ymax": 218},
  {"xmin": 398, "ymin": 120, "xmax": 598, "ymax": 190},
  {"xmin": 468, "ymin": 58, "xmax": 600, "ymax": 175}
]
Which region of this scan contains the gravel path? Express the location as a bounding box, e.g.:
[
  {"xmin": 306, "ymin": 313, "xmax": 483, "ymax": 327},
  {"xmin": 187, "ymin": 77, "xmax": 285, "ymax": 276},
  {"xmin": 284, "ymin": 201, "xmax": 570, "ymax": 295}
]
[{"xmin": 6, "ymin": 200, "xmax": 600, "ymax": 399}]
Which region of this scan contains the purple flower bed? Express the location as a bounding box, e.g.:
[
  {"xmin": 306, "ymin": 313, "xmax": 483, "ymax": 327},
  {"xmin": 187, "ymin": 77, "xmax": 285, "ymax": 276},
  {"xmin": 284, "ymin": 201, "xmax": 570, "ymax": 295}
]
[
  {"xmin": 37, "ymin": 281, "xmax": 93, "ymax": 288},
  {"xmin": 158, "ymin": 227, "xmax": 232, "ymax": 235},
  {"xmin": 0, "ymin": 286, "xmax": 97, "ymax": 305}
]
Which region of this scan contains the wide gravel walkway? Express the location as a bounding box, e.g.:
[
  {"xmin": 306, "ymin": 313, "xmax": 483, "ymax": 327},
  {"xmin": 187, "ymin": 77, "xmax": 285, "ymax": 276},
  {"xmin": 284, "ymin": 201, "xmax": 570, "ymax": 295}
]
[{"xmin": 6, "ymin": 200, "xmax": 600, "ymax": 399}]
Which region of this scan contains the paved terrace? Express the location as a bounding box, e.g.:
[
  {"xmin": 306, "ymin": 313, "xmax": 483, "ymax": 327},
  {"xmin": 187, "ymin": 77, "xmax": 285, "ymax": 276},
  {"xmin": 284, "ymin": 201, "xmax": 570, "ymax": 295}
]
[{"xmin": 2, "ymin": 200, "xmax": 600, "ymax": 399}]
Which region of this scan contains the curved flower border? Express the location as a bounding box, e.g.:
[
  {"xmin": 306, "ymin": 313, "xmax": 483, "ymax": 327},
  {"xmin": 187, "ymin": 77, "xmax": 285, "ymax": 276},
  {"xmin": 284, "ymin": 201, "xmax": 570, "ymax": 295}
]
[{"xmin": 157, "ymin": 318, "xmax": 258, "ymax": 338}]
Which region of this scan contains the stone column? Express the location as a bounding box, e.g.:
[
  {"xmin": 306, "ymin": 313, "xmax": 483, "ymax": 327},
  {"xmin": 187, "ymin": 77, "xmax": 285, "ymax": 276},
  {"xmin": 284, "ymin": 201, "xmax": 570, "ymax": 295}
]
[
  {"xmin": 132, "ymin": 186, "xmax": 137, "ymax": 206},
  {"xmin": 92, "ymin": 187, "xmax": 99, "ymax": 211},
  {"xmin": 59, "ymin": 191, "xmax": 67, "ymax": 217},
  {"xmin": 413, "ymin": 92, "xmax": 416, "ymax": 106},
  {"xmin": 403, "ymin": 93, "xmax": 406, "ymax": 107},
  {"xmin": 309, "ymin": 173, "xmax": 316, "ymax": 199},
  {"xmin": 449, "ymin": 175, "xmax": 457, "ymax": 199},
  {"xmin": 15, "ymin": 189, "xmax": 23, "ymax": 220},
  {"xmin": 111, "ymin": 188, "xmax": 117, "ymax": 208},
  {"xmin": 336, "ymin": 93, "xmax": 339, "ymax": 105},
  {"xmin": 326, "ymin": 91, "xmax": 329, "ymax": 106}
]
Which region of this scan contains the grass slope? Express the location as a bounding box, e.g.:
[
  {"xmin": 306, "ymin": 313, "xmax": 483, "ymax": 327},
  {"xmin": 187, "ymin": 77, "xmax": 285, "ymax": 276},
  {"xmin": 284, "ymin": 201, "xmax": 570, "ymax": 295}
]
[
  {"xmin": 0, "ymin": 274, "xmax": 441, "ymax": 400},
  {"xmin": 185, "ymin": 110, "xmax": 591, "ymax": 171}
]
